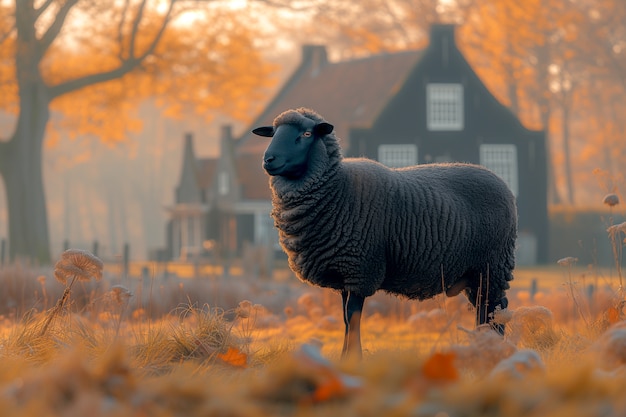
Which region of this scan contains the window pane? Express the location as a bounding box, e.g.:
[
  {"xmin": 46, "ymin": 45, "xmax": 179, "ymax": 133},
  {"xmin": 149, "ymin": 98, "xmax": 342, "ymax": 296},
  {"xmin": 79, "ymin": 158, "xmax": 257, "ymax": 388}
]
[
  {"xmin": 479, "ymin": 144, "xmax": 518, "ymax": 197},
  {"xmin": 427, "ymin": 83, "xmax": 464, "ymax": 131},
  {"xmin": 378, "ymin": 144, "xmax": 418, "ymax": 168}
]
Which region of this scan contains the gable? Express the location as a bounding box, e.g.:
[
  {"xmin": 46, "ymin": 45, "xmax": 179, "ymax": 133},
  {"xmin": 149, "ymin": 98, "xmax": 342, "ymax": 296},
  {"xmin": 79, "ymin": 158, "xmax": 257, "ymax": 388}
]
[
  {"xmin": 175, "ymin": 133, "xmax": 204, "ymax": 204},
  {"xmin": 370, "ymin": 24, "xmax": 542, "ymax": 141},
  {"xmin": 236, "ymin": 154, "xmax": 271, "ymax": 200},
  {"xmin": 237, "ymin": 48, "xmax": 424, "ymax": 155},
  {"xmin": 196, "ymin": 159, "xmax": 218, "ymax": 190}
]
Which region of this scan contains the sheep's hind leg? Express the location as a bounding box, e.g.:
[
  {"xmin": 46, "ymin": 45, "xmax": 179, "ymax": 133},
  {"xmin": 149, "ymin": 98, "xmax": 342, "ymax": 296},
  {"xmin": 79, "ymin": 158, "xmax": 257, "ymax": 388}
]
[
  {"xmin": 341, "ymin": 290, "xmax": 364, "ymax": 359},
  {"xmin": 466, "ymin": 281, "xmax": 509, "ymax": 336},
  {"xmin": 483, "ymin": 295, "xmax": 508, "ymax": 335}
]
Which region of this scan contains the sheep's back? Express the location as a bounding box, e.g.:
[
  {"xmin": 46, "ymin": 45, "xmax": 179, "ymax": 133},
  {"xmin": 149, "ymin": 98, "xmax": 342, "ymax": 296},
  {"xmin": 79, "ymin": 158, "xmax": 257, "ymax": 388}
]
[
  {"xmin": 361, "ymin": 162, "xmax": 517, "ymax": 299},
  {"xmin": 272, "ymin": 159, "xmax": 516, "ymax": 300}
]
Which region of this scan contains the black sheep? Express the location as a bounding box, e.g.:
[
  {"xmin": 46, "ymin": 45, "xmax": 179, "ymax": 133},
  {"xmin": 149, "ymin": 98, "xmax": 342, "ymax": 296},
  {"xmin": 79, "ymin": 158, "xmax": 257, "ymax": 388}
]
[{"xmin": 253, "ymin": 108, "xmax": 517, "ymax": 358}]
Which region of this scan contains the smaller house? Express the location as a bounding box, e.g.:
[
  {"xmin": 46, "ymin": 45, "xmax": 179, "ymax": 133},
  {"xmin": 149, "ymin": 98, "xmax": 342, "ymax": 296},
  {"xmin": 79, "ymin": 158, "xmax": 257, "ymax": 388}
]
[
  {"xmin": 164, "ymin": 127, "xmax": 275, "ymax": 261},
  {"xmin": 166, "ymin": 24, "xmax": 549, "ymax": 265}
]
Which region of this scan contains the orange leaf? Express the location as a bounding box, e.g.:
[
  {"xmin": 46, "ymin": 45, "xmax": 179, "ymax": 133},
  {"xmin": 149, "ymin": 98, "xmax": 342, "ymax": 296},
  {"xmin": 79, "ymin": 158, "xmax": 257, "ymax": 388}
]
[
  {"xmin": 607, "ymin": 307, "xmax": 621, "ymax": 324},
  {"xmin": 217, "ymin": 347, "xmax": 247, "ymax": 368},
  {"xmin": 422, "ymin": 352, "xmax": 459, "ymax": 382},
  {"xmin": 312, "ymin": 373, "xmax": 346, "ymax": 402}
]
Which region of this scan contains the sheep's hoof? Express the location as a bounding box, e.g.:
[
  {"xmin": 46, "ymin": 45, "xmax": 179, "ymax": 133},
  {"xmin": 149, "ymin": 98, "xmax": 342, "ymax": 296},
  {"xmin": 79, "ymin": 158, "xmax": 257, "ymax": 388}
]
[
  {"xmin": 488, "ymin": 297, "xmax": 509, "ymax": 336},
  {"xmin": 491, "ymin": 321, "xmax": 506, "ymax": 336}
]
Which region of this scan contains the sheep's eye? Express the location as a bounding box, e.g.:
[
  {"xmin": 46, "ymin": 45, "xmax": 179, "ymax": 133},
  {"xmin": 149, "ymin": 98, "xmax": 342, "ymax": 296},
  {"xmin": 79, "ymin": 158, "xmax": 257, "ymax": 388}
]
[{"xmin": 302, "ymin": 131, "xmax": 312, "ymax": 137}]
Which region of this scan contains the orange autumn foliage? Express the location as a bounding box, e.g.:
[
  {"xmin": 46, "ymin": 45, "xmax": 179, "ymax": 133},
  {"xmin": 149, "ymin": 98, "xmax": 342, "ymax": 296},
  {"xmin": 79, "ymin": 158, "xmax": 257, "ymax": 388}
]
[
  {"xmin": 311, "ymin": 369, "xmax": 349, "ymax": 403},
  {"xmin": 0, "ymin": 2, "xmax": 276, "ymax": 144},
  {"xmin": 313, "ymin": 0, "xmax": 626, "ymax": 205},
  {"xmin": 217, "ymin": 347, "xmax": 248, "ymax": 368},
  {"xmin": 607, "ymin": 307, "xmax": 621, "ymax": 325},
  {"xmin": 421, "ymin": 352, "xmax": 459, "ymax": 383}
]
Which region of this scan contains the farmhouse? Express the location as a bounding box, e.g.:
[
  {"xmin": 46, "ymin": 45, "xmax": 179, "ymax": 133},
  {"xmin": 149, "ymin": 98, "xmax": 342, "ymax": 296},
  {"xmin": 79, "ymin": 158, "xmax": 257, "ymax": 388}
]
[{"xmin": 165, "ymin": 24, "xmax": 548, "ymax": 265}]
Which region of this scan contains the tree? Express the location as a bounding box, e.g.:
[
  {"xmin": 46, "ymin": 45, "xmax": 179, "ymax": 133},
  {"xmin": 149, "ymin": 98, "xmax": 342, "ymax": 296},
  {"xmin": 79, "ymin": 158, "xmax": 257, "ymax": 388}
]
[
  {"xmin": 0, "ymin": 0, "xmax": 275, "ymax": 263},
  {"xmin": 459, "ymin": 0, "xmax": 589, "ymax": 205},
  {"xmin": 459, "ymin": 0, "xmax": 626, "ymax": 205},
  {"xmin": 307, "ymin": 0, "xmax": 626, "ymax": 205},
  {"xmin": 298, "ymin": 0, "xmax": 460, "ymax": 58}
]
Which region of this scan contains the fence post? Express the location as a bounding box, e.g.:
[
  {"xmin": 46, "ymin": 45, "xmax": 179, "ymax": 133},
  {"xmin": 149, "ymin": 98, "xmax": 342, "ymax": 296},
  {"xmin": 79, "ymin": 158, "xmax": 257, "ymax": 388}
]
[
  {"xmin": 63, "ymin": 239, "xmax": 70, "ymax": 251},
  {"xmin": 530, "ymin": 278, "xmax": 538, "ymax": 301},
  {"xmin": 92, "ymin": 240, "xmax": 99, "ymax": 258},
  {"xmin": 123, "ymin": 243, "xmax": 130, "ymax": 280},
  {"xmin": 0, "ymin": 239, "xmax": 5, "ymax": 266}
]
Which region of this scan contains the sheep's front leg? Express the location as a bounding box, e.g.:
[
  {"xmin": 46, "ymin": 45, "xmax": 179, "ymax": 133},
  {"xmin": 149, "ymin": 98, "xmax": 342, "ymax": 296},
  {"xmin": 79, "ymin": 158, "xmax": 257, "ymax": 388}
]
[{"xmin": 341, "ymin": 290, "xmax": 364, "ymax": 359}]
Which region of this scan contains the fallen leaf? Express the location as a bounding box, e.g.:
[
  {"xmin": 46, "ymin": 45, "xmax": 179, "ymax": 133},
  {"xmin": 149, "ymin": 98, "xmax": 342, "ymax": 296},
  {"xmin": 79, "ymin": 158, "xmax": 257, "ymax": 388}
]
[
  {"xmin": 422, "ymin": 352, "xmax": 459, "ymax": 383},
  {"xmin": 293, "ymin": 344, "xmax": 363, "ymax": 403},
  {"xmin": 312, "ymin": 371, "xmax": 346, "ymax": 402},
  {"xmin": 218, "ymin": 347, "xmax": 247, "ymax": 368},
  {"xmin": 607, "ymin": 307, "xmax": 621, "ymax": 325}
]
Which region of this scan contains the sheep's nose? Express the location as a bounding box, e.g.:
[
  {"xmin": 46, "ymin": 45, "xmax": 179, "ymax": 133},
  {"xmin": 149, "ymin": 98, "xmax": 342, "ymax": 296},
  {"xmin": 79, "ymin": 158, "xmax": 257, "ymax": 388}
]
[{"xmin": 264, "ymin": 155, "xmax": 275, "ymax": 164}]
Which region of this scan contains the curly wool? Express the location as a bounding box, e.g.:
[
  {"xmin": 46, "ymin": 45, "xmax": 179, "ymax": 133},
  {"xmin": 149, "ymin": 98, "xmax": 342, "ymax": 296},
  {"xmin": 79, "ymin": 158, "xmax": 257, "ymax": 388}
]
[{"xmin": 268, "ymin": 108, "xmax": 517, "ymax": 304}]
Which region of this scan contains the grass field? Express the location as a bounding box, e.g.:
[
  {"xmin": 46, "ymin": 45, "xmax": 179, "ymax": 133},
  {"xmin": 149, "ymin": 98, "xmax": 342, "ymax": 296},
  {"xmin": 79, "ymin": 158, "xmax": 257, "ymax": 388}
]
[{"xmin": 1, "ymin": 254, "xmax": 626, "ymax": 416}]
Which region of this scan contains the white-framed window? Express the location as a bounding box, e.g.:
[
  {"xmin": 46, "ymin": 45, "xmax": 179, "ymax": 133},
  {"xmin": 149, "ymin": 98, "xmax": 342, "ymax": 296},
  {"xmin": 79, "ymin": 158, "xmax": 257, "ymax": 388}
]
[
  {"xmin": 378, "ymin": 144, "xmax": 418, "ymax": 168},
  {"xmin": 426, "ymin": 83, "xmax": 464, "ymax": 131},
  {"xmin": 253, "ymin": 212, "xmax": 281, "ymax": 250},
  {"xmin": 218, "ymin": 171, "xmax": 229, "ymax": 195},
  {"xmin": 479, "ymin": 144, "xmax": 518, "ymax": 197}
]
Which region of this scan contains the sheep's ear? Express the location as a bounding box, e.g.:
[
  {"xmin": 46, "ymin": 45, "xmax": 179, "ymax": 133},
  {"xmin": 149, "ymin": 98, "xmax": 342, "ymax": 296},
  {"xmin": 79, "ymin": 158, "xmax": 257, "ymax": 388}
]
[
  {"xmin": 252, "ymin": 126, "xmax": 274, "ymax": 137},
  {"xmin": 314, "ymin": 122, "xmax": 334, "ymax": 136}
]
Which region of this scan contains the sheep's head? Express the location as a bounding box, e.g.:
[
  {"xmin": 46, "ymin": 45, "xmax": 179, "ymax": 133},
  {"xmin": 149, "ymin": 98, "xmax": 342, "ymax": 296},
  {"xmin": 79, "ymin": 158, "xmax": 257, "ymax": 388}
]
[{"xmin": 252, "ymin": 110, "xmax": 333, "ymax": 179}]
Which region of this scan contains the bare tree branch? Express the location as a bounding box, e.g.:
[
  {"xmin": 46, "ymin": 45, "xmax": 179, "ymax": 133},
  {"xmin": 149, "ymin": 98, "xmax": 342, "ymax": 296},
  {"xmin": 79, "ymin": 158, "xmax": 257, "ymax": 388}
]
[
  {"xmin": 132, "ymin": 0, "xmax": 174, "ymax": 61},
  {"xmin": 38, "ymin": 0, "xmax": 80, "ymax": 55},
  {"xmin": 117, "ymin": 0, "xmax": 131, "ymax": 60},
  {"xmin": 48, "ymin": 0, "xmax": 176, "ymax": 99},
  {"xmin": 128, "ymin": 0, "xmax": 148, "ymax": 59},
  {"xmin": 34, "ymin": 0, "xmax": 55, "ymax": 19},
  {"xmin": 0, "ymin": 24, "xmax": 15, "ymax": 45},
  {"xmin": 0, "ymin": 141, "xmax": 8, "ymax": 170},
  {"xmin": 380, "ymin": 1, "xmax": 412, "ymax": 46},
  {"xmin": 48, "ymin": 58, "xmax": 138, "ymax": 98}
]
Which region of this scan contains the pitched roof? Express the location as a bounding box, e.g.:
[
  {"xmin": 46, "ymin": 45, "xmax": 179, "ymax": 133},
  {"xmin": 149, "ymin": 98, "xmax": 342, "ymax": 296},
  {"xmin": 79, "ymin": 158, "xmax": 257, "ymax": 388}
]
[
  {"xmin": 176, "ymin": 133, "xmax": 203, "ymax": 204},
  {"xmin": 235, "ymin": 153, "xmax": 271, "ymax": 200},
  {"xmin": 237, "ymin": 47, "xmax": 424, "ymax": 155},
  {"xmin": 196, "ymin": 158, "xmax": 218, "ymax": 190}
]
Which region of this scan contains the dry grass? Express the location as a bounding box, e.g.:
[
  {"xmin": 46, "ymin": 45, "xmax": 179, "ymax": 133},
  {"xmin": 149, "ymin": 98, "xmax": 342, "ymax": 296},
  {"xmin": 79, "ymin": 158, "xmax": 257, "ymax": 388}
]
[{"xmin": 1, "ymin": 257, "xmax": 626, "ymax": 416}]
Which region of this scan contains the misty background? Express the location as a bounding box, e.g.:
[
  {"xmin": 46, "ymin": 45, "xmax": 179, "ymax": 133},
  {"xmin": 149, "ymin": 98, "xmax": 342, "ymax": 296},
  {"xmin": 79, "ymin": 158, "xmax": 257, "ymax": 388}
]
[{"xmin": 0, "ymin": 0, "xmax": 624, "ymax": 261}]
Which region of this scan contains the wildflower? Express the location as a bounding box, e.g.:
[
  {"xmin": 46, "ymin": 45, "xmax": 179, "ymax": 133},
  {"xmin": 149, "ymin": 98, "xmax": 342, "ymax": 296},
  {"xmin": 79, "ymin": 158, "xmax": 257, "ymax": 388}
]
[
  {"xmin": 108, "ymin": 285, "xmax": 133, "ymax": 305},
  {"xmin": 603, "ymin": 193, "xmax": 620, "ymax": 207},
  {"xmin": 557, "ymin": 257, "xmax": 578, "ymax": 267},
  {"xmin": 236, "ymin": 300, "xmax": 253, "ymax": 319},
  {"xmin": 607, "ymin": 222, "xmax": 626, "ymax": 238},
  {"xmin": 490, "ymin": 305, "xmax": 513, "ymax": 325},
  {"xmin": 54, "ymin": 249, "xmax": 103, "ymax": 284},
  {"xmin": 489, "ymin": 349, "xmax": 545, "ymax": 380},
  {"xmin": 41, "ymin": 249, "xmax": 104, "ymax": 336},
  {"xmin": 507, "ymin": 306, "xmax": 559, "ymax": 349}
]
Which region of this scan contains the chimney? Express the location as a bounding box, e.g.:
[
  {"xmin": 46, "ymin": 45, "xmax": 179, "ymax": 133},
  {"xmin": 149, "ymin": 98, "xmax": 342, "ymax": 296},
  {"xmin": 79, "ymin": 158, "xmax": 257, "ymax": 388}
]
[
  {"xmin": 175, "ymin": 132, "xmax": 201, "ymax": 204},
  {"xmin": 429, "ymin": 24, "xmax": 456, "ymax": 68},
  {"xmin": 221, "ymin": 124, "xmax": 232, "ymax": 141},
  {"xmin": 220, "ymin": 124, "xmax": 234, "ymax": 158},
  {"xmin": 301, "ymin": 44, "xmax": 327, "ymax": 77}
]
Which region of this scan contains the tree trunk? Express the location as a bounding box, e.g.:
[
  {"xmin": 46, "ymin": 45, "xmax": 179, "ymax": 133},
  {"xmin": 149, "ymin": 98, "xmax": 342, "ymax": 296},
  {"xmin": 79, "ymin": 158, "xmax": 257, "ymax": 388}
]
[
  {"xmin": 534, "ymin": 44, "xmax": 561, "ymax": 205},
  {"xmin": 561, "ymin": 102, "xmax": 574, "ymax": 205},
  {"xmin": 540, "ymin": 105, "xmax": 561, "ymax": 205},
  {"xmin": 0, "ymin": 0, "xmax": 54, "ymax": 264},
  {"xmin": 0, "ymin": 88, "xmax": 51, "ymax": 264}
]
